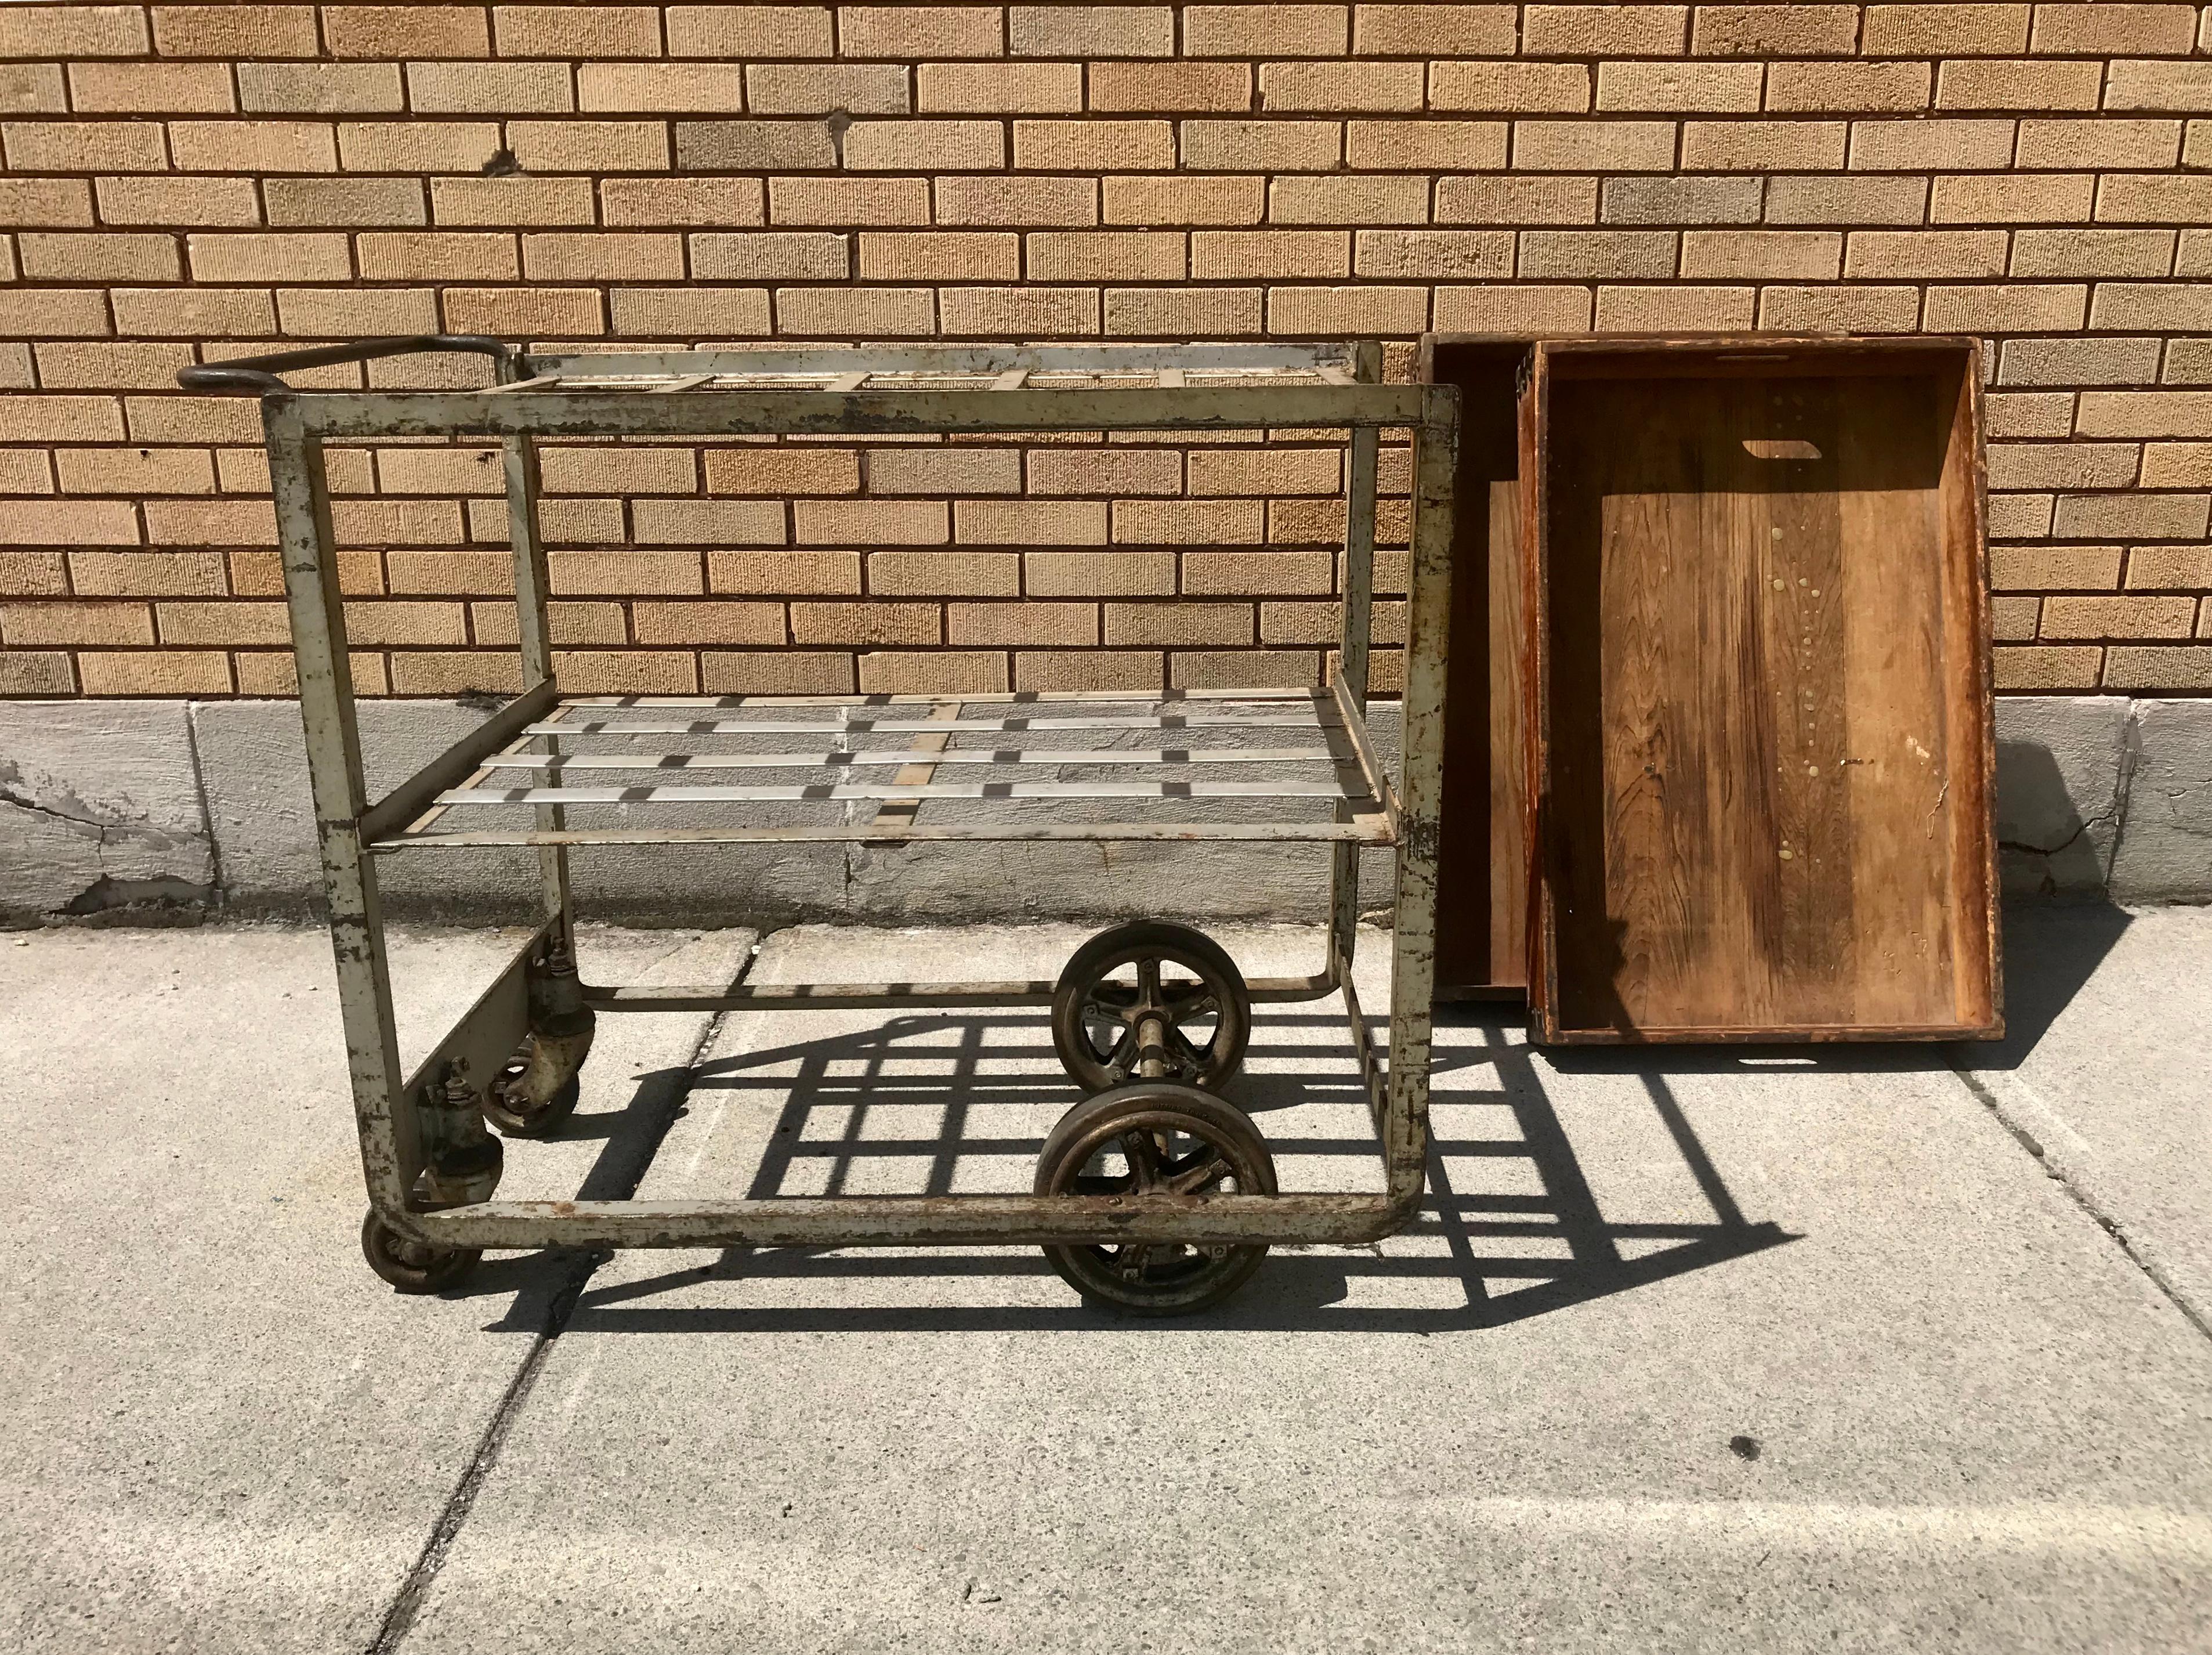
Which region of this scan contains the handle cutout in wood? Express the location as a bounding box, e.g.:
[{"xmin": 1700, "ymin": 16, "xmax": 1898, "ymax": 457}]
[{"xmin": 1742, "ymin": 438, "xmax": 1823, "ymax": 461}]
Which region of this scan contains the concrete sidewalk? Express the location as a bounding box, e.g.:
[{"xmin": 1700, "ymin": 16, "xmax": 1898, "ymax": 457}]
[{"xmin": 2, "ymin": 909, "xmax": 2208, "ymax": 1653}]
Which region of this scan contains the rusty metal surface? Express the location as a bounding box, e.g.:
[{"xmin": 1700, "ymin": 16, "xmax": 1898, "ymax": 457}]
[{"xmin": 249, "ymin": 341, "xmax": 1458, "ymax": 1259}]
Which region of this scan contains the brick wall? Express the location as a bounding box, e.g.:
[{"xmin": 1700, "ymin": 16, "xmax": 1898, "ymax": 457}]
[{"xmin": 1, "ymin": 2, "xmax": 2209, "ymax": 700}]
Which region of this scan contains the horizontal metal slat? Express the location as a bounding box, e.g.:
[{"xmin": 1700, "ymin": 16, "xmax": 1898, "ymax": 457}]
[
  {"xmin": 480, "ymin": 746, "xmax": 1352, "ymax": 771},
  {"xmin": 530, "ymin": 713, "xmax": 1334, "ymax": 737},
  {"xmin": 436, "ymin": 779, "xmax": 1373, "ymax": 806}
]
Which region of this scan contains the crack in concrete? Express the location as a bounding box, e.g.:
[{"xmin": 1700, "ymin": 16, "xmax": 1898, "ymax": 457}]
[{"xmin": 365, "ymin": 948, "xmax": 753, "ymax": 1654}]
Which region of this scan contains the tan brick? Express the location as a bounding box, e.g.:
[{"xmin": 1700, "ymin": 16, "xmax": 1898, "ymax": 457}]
[
  {"xmin": 1184, "ymin": 5, "xmax": 1345, "ymax": 55},
  {"xmin": 2088, "ymin": 284, "xmax": 2212, "ymax": 333},
  {"xmin": 867, "ymin": 448, "xmax": 1022, "ymax": 495},
  {"xmin": 262, "ymin": 178, "xmax": 421, "ymax": 227},
  {"xmin": 1844, "ymin": 230, "xmax": 2008, "ymax": 280},
  {"xmin": 1344, "ymin": 119, "xmax": 1505, "ymax": 171},
  {"xmin": 1849, "ymin": 118, "xmax": 2014, "ymax": 170},
  {"xmin": 535, "ymin": 449, "xmax": 695, "ymax": 496},
  {"xmin": 604, "ymin": 179, "xmax": 765, "ymax": 228},
  {"xmin": 1103, "ymin": 175, "xmax": 1259, "ymax": 227},
  {"xmin": 1351, "ymin": 227, "xmax": 1511, "ymax": 279},
  {"xmin": 328, "ymin": 499, "xmax": 466, "ymax": 548},
  {"xmin": 2000, "ymin": 335, "xmax": 2163, "ymax": 385},
  {"xmin": 1268, "ymin": 174, "xmax": 1426, "ymax": 226},
  {"xmin": 667, "ymin": 6, "xmax": 834, "ymax": 57},
  {"xmin": 2041, "ymin": 594, "xmax": 2198, "ymax": 639},
  {"xmin": 1113, "ymin": 498, "xmax": 1262, "ymax": 545},
  {"xmin": 1025, "ymin": 550, "xmax": 1174, "ymax": 595},
  {"xmin": 946, "ymin": 601, "xmax": 1093, "ymax": 645},
  {"xmin": 776, "ymin": 287, "xmax": 935, "ymax": 335},
  {"xmin": 1931, "ymin": 173, "xmax": 2095, "ymax": 225},
  {"xmin": 1012, "ymin": 119, "xmax": 1171, "ymax": 171},
  {"xmin": 706, "ymin": 550, "xmax": 861, "ymax": 595},
  {"xmin": 1088, "ymin": 61, "xmax": 1250, "ymax": 113},
  {"xmin": 846, "ymin": 119, "xmax": 1005, "ymax": 171},
  {"xmin": 2099, "ymin": 174, "xmax": 2212, "ymax": 225},
  {"xmin": 186, "ymin": 232, "xmax": 349, "ymax": 283},
  {"xmin": 789, "ymin": 500, "xmax": 944, "ymax": 546},
  {"xmin": 1681, "ymin": 228, "xmax": 1838, "ymax": 279},
  {"xmin": 1193, "ymin": 230, "xmax": 1348, "ymax": 279},
  {"xmin": 1265, "ymin": 284, "xmax": 1425, "ymax": 334},
  {"xmin": 382, "ymin": 653, "xmax": 523, "ymax": 695},
  {"xmin": 408, "ymin": 62, "xmax": 572, "ymax": 115},
  {"xmin": 0, "ymin": 63, "xmax": 65, "ymax": 115},
  {"xmin": 1431, "ymin": 62, "xmax": 1590, "ymax": 114},
  {"xmin": 859, "ymin": 231, "xmax": 1019, "ymax": 281},
  {"xmin": 535, "ymin": 498, "xmax": 627, "ymax": 543},
  {"xmin": 700, "ymin": 649, "xmax": 853, "ymax": 693},
  {"xmin": 954, "ymin": 498, "xmax": 1107, "ymax": 544},
  {"xmin": 2109, "ymin": 60, "xmax": 2212, "ymax": 113},
  {"xmin": 1104, "ymin": 601, "xmax": 1252, "ymax": 646},
  {"xmin": 1515, "ymin": 120, "xmax": 1675, "ymax": 171},
  {"xmin": 0, "ymin": 600, "xmax": 153, "ymax": 645},
  {"xmin": 0, "ymin": 179, "xmax": 93, "ymax": 228},
  {"xmin": 1863, "ymin": 5, "xmax": 2029, "ymax": 55},
  {"xmin": 353, "ymin": 232, "xmax": 515, "ymax": 282},
  {"xmin": 325, "ymin": 6, "xmax": 488, "ymax": 56},
  {"xmin": 1602, "ymin": 175, "xmax": 1761, "ymax": 223},
  {"xmin": 1693, "ymin": 4, "xmax": 1857, "ymax": 56},
  {"xmin": 1262, "ymin": 60, "xmax": 1421, "ymax": 113},
  {"xmin": 0, "ymin": 396, "xmax": 125, "ymax": 445},
  {"xmin": 627, "ymin": 498, "xmax": 787, "ymax": 547},
  {"xmin": 577, "ymin": 63, "xmax": 748, "ymax": 113},
  {"xmin": 1989, "ymin": 595, "xmax": 2043, "ymax": 641},
  {"xmin": 1103, "ymin": 286, "xmax": 1264, "ymax": 335},
  {"xmin": 2128, "ymin": 544, "xmax": 2212, "ymax": 584},
  {"xmin": 277, "ymin": 286, "xmax": 437, "ymax": 335},
  {"xmin": 1521, "ymin": 229, "xmax": 1678, "ymax": 279},
  {"xmin": 1258, "ymin": 600, "xmax": 1346, "ymax": 645},
  {"xmin": 1189, "ymin": 449, "xmax": 1341, "ymax": 497},
  {"xmin": 1757, "ymin": 285, "xmax": 1921, "ymax": 333},
  {"xmin": 941, "ymin": 281, "xmax": 1100, "ymax": 334},
  {"xmin": 1, "ymin": 121, "xmax": 166, "ymax": 174},
  {"xmin": 1987, "ymin": 443, "xmax": 2140, "ymax": 490},
  {"xmin": 67, "ymin": 60, "xmax": 232, "ymax": 114},
  {"xmin": 1985, "ymin": 392, "xmax": 2077, "ymax": 440},
  {"xmin": 867, "ymin": 551, "xmax": 1020, "ymax": 597},
  {"xmin": 2105, "ymin": 645, "xmax": 2212, "ymax": 689},
  {"xmin": 443, "ymin": 286, "xmax": 606, "ymax": 337},
  {"xmin": 1523, "ymin": 5, "xmax": 1689, "ymax": 55},
  {"xmin": 2051, "ymin": 492, "xmax": 2209, "ymax": 540},
  {"xmin": 79, "ymin": 650, "xmax": 234, "ymax": 695},
  {"xmin": 109, "ymin": 288, "xmax": 274, "ymax": 339},
  {"xmin": 914, "ymin": 62, "xmax": 1074, "ymax": 115},
  {"xmin": 35, "ymin": 342, "xmax": 194, "ymax": 392},
  {"xmin": 469, "ymin": 602, "xmax": 629, "ymax": 648},
  {"xmin": 609, "ymin": 287, "xmax": 772, "ymax": 337},
  {"xmin": 1435, "ymin": 174, "xmax": 1596, "ymax": 225},
  {"xmin": 430, "ymin": 176, "xmax": 595, "ymax": 227},
  {"xmin": 1170, "ymin": 648, "xmax": 1318, "ymax": 689},
  {"xmin": 522, "ymin": 232, "xmax": 683, "ymax": 281},
  {"xmin": 547, "ymin": 550, "xmax": 707, "ymax": 595},
  {"xmin": 495, "ymin": 5, "xmax": 662, "ymax": 56},
  {"xmin": 0, "ymin": 651, "xmax": 74, "ymax": 693},
  {"xmin": 18, "ymin": 234, "xmax": 179, "ymax": 284},
  {"xmin": 230, "ymin": 64, "xmax": 397, "ymax": 117},
  {"xmin": 0, "ymin": 5, "xmax": 146, "ymax": 57},
  {"xmin": 1013, "ymin": 649, "xmax": 1160, "ymax": 691},
  {"xmin": 1987, "ymin": 492, "xmax": 2056, "ymax": 539},
  {"xmin": 2019, "ymin": 119, "xmax": 2182, "ymax": 169},
  {"xmin": 1180, "ymin": 120, "xmax": 1340, "ymax": 171},
  {"xmin": 1767, "ymin": 61, "xmax": 1931, "ymax": 113},
  {"xmin": 1681, "ymin": 119, "xmax": 1846, "ymax": 171},
  {"xmin": 2141, "ymin": 445, "xmax": 2212, "ymax": 486},
  {"xmin": 93, "ymin": 176, "xmax": 258, "ymax": 228},
  {"xmin": 1989, "ymin": 544, "xmax": 2123, "ymax": 589},
  {"xmin": 1354, "ymin": 3, "xmax": 1515, "ymax": 53},
  {"xmin": 857, "ymin": 649, "xmax": 1008, "ymax": 693},
  {"xmin": 1936, "ymin": 59, "xmax": 2102, "ymax": 112},
  {"xmin": 790, "ymin": 601, "xmax": 939, "ymax": 646},
  {"xmin": 152, "ymin": 5, "xmax": 317, "ymax": 56},
  {"xmin": 1765, "ymin": 174, "xmax": 1929, "ymax": 223},
  {"xmin": 1027, "ymin": 230, "xmax": 1183, "ymax": 280},
  {"xmin": 691, "ymin": 230, "xmax": 846, "ymax": 279},
  {"xmin": 674, "ymin": 119, "xmax": 836, "ymax": 169},
  {"xmin": 1027, "ymin": 449, "xmax": 1181, "ymax": 496},
  {"xmin": 0, "ymin": 498, "xmax": 137, "ymax": 546},
  {"xmin": 769, "ymin": 176, "xmax": 931, "ymax": 226},
  {"xmin": 753, "ymin": 62, "xmax": 911, "ymax": 114},
  {"xmin": 1599, "ymin": 60, "xmax": 1762, "ymax": 113},
  {"xmin": 64, "ymin": 552, "xmax": 218, "ymax": 599},
  {"xmin": 1179, "ymin": 550, "xmax": 1328, "ymax": 595},
  {"xmin": 1010, "ymin": 6, "xmax": 1172, "ymax": 55},
  {"xmin": 1434, "ymin": 284, "xmax": 1595, "ymax": 332},
  {"xmin": 124, "ymin": 395, "xmax": 263, "ymax": 445},
  {"xmin": 55, "ymin": 449, "xmax": 213, "ymax": 498},
  {"xmin": 381, "ymin": 550, "xmax": 512, "ymax": 595},
  {"xmin": 842, "ymin": 5, "xmax": 1003, "ymax": 56},
  {"xmin": 339, "ymin": 121, "xmax": 505, "ymax": 173},
  {"xmin": 170, "ymin": 120, "xmax": 339, "ymax": 174},
  {"xmin": 2032, "ymin": 4, "xmax": 2197, "ymax": 55},
  {"xmin": 632, "ymin": 601, "xmax": 786, "ymax": 646},
  {"xmin": 506, "ymin": 120, "xmax": 667, "ymax": 172}
]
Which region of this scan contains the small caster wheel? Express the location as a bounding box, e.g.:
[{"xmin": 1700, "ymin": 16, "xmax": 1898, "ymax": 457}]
[
  {"xmin": 361, "ymin": 1210, "xmax": 481, "ymax": 1295},
  {"xmin": 1034, "ymin": 1082, "xmax": 1276, "ymax": 1316},
  {"xmin": 482, "ymin": 1040, "xmax": 582, "ymax": 1138},
  {"xmin": 1051, "ymin": 920, "xmax": 1251, "ymax": 1094}
]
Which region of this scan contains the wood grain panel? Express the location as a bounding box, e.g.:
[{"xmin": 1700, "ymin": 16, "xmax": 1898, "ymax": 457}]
[{"xmin": 1526, "ymin": 338, "xmax": 2000, "ymax": 1042}]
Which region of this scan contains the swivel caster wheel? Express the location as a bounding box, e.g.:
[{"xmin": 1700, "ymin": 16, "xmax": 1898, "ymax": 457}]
[
  {"xmin": 1033, "ymin": 1082, "xmax": 1276, "ymax": 1316},
  {"xmin": 482, "ymin": 1039, "xmax": 582, "ymax": 1138},
  {"xmin": 361, "ymin": 1210, "xmax": 481, "ymax": 1295},
  {"xmin": 1051, "ymin": 920, "xmax": 1251, "ymax": 1094}
]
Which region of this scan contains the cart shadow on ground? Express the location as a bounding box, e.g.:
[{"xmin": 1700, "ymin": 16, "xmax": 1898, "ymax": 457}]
[{"xmin": 459, "ymin": 901, "xmax": 2127, "ymax": 1335}]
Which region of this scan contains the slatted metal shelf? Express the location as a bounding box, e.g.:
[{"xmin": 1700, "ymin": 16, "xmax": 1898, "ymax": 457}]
[{"xmin": 372, "ymin": 686, "xmax": 1398, "ymax": 852}]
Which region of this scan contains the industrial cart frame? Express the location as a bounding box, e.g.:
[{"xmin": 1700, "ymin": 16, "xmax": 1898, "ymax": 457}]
[{"xmin": 183, "ymin": 337, "xmax": 1461, "ymax": 1267}]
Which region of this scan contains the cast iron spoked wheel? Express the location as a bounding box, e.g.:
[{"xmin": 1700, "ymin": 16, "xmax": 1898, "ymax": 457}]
[
  {"xmin": 1050, "ymin": 920, "xmax": 1251, "ymax": 1095},
  {"xmin": 1033, "ymin": 1082, "xmax": 1277, "ymax": 1316},
  {"xmin": 481, "ymin": 1042, "xmax": 582, "ymax": 1138},
  {"xmin": 360, "ymin": 1210, "xmax": 482, "ymax": 1295}
]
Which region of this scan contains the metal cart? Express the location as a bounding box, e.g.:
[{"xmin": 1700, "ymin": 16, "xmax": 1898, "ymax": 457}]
[{"xmin": 180, "ymin": 337, "xmax": 1460, "ymax": 1314}]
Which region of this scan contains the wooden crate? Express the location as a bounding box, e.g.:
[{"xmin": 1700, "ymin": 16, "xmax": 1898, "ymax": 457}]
[
  {"xmin": 1522, "ymin": 336, "xmax": 2002, "ymax": 1043},
  {"xmin": 1417, "ymin": 335, "xmax": 1533, "ymax": 996}
]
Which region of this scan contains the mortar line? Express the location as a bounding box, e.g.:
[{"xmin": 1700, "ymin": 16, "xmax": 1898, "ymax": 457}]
[
  {"xmin": 365, "ymin": 942, "xmax": 757, "ymax": 1654},
  {"xmin": 1946, "ymin": 1060, "xmax": 2212, "ymax": 1348}
]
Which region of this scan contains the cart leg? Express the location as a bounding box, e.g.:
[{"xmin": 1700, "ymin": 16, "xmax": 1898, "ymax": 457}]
[
  {"xmin": 1383, "ymin": 394, "xmax": 1459, "ymax": 1204},
  {"xmin": 267, "ymin": 413, "xmax": 420, "ymax": 1219},
  {"xmin": 501, "ymin": 406, "xmax": 570, "ymax": 933},
  {"xmin": 1329, "ymin": 342, "xmax": 1384, "ymax": 989}
]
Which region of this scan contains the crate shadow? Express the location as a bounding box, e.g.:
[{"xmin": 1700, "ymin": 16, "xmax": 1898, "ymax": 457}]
[{"xmin": 468, "ymin": 1001, "xmax": 1795, "ymax": 1334}]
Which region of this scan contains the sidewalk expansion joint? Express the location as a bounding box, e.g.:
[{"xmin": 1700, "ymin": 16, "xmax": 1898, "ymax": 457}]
[
  {"xmin": 365, "ymin": 953, "xmax": 751, "ymax": 1654},
  {"xmin": 1948, "ymin": 1059, "xmax": 2212, "ymax": 1349}
]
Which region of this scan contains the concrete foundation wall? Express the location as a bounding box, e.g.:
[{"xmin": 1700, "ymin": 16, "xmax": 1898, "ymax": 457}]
[{"xmin": 3, "ymin": 695, "xmax": 2204, "ymax": 926}]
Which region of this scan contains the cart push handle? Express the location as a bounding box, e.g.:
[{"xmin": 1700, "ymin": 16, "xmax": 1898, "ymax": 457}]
[{"xmin": 176, "ymin": 334, "xmax": 515, "ymax": 395}]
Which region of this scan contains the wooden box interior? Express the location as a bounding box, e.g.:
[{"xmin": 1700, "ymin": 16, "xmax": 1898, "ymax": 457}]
[{"xmin": 1525, "ymin": 338, "xmax": 2001, "ymax": 1042}]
